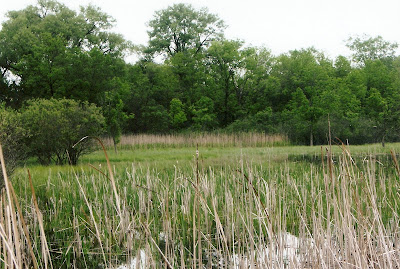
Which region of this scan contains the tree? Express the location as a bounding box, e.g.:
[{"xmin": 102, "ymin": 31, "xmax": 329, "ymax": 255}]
[
  {"xmin": 169, "ymin": 98, "xmax": 187, "ymax": 130},
  {"xmin": 316, "ymin": 80, "xmax": 362, "ymax": 144},
  {"xmin": 0, "ymin": 0, "xmax": 131, "ymax": 107},
  {"xmin": 346, "ymin": 35, "xmax": 398, "ymax": 66},
  {"xmin": 192, "ymin": 96, "xmax": 217, "ymax": 131},
  {"xmin": 124, "ymin": 61, "xmax": 179, "ymax": 133},
  {"xmin": 349, "ymin": 56, "xmax": 399, "ymax": 145},
  {"xmin": 270, "ymin": 48, "xmax": 333, "ymax": 112},
  {"xmin": 271, "ymin": 48, "xmax": 336, "ymax": 145},
  {"xmin": 103, "ymin": 78, "xmax": 134, "ymax": 152},
  {"xmin": 283, "ymin": 88, "xmax": 324, "ymax": 145},
  {"xmin": 238, "ymin": 46, "xmax": 275, "ymax": 115},
  {"xmin": 21, "ymin": 98, "xmax": 105, "ymax": 165},
  {"xmin": 207, "ymin": 39, "xmax": 244, "ymax": 126},
  {"xmin": 363, "ymin": 59, "xmax": 395, "ymax": 94},
  {"xmin": 334, "ymin": 55, "xmax": 352, "ymax": 78},
  {"xmin": 146, "ymin": 3, "xmax": 225, "ymax": 57},
  {"xmin": 141, "ymin": 103, "xmax": 170, "ymax": 133},
  {"xmin": 168, "ymin": 51, "xmax": 209, "ymax": 105}
]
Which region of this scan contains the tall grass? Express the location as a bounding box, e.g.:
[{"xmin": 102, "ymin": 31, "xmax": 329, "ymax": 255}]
[
  {"xmin": 4, "ymin": 141, "xmax": 400, "ymax": 268},
  {"xmin": 103, "ymin": 133, "xmax": 288, "ymax": 149},
  {"xmin": 0, "ymin": 143, "xmax": 46, "ymax": 269}
]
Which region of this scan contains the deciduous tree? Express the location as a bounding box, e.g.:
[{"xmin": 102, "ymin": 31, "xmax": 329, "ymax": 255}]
[
  {"xmin": 346, "ymin": 35, "xmax": 398, "ymax": 66},
  {"xmin": 207, "ymin": 39, "xmax": 244, "ymax": 126},
  {"xmin": 146, "ymin": 3, "xmax": 225, "ymax": 57},
  {"xmin": 0, "ymin": 0, "xmax": 130, "ymax": 106}
]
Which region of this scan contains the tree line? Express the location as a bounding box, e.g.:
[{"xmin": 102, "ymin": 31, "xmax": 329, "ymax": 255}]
[{"xmin": 1, "ymin": 0, "xmax": 400, "ymax": 152}]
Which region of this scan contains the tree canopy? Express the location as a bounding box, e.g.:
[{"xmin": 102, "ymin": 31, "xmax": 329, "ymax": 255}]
[
  {"xmin": 0, "ymin": 0, "xmax": 130, "ymax": 107},
  {"xmin": 346, "ymin": 35, "xmax": 398, "ymax": 66},
  {"xmin": 146, "ymin": 3, "xmax": 225, "ymax": 57},
  {"xmin": 1, "ymin": 1, "xmax": 400, "ymax": 149}
]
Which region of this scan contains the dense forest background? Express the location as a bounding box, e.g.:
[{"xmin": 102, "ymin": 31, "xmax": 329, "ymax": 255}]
[{"xmin": 1, "ymin": 1, "xmax": 400, "ymax": 146}]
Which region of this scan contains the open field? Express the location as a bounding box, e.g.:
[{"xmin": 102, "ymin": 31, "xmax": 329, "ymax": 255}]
[{"xmin": 2, "ymin": 136, "xmax": 400, "ymax": 268}]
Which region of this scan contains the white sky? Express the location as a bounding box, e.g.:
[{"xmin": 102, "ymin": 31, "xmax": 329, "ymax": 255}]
[{"xmin": 1, "ymin": 0, "xmax": 400, "ymax": 61}]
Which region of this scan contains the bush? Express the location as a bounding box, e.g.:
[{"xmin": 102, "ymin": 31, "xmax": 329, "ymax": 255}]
[
  {"xmin": 0, "ymin": 106, "xmax": 28, "ymax": 186},
  {"xmin": 21, "ymin": 98, "xmax": 105, "ymax": 165},
  {"xmin": 224, "ymin": 108, "xmax": 277, "ymax": 133}
]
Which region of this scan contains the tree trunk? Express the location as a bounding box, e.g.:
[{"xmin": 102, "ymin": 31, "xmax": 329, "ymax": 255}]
[
  {"xmin": 310, "ymin": 129, "xmax": 314, "ymax": 146},
  {"xmin": 224, "ymin": 83, "xmax": 229, "ymax": 126},
  {"xmin": 113, "ymin": 137, "xmax": 118, "ymax": 154}
]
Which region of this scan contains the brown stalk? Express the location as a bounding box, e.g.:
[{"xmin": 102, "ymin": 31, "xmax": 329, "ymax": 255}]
[
  {"xmin": 74, "ymin": 172, "xmax": 107, "ymax": 265},
  {"xmin": 8, "ymin": 182, "xmax": 38, "ymax": 269},
  {"xmin": 140, "ymin": 220, "xmax": 173, "ymax": 269},
  {"xmin": 0, "ymin": 142, "xmax": 23, "ymax": 268},
  {"xmin": 390, "ymin": 150, "xmax": 400, "ymax": 179},
  {"xmin": 0, "ymin": 224, "xmax": 18, "ymax": 267},
  {"xmin": 88, "ymin": 163, "xmax": 159, "ymax": 194},
  {"xmin": 74, "ymin": 136, "xmax": 122, "ymax": 219},
  {"xmin": 235, "ymin": 169, "xmax": 273, "ymax": 230},
  {"xmin": 28, "ymin": 169, "xmax": 53, "ymax": 269}
]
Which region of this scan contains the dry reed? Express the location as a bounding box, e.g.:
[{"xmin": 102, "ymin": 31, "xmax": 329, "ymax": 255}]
[
  {"xmin": 0, "ymin": 143, "xmax": 48, "ymax": 268},
  {"xmin": 103, "ymin": 132, "xmax": 288, "ymax": 149}
]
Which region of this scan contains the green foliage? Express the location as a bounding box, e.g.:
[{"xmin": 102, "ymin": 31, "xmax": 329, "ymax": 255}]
[
  {"xmin": 103, "ymin": 79, "xmax": 134, "ymax": 147},
  {"xmin": 0, "ymin": 106, "xmax": 28, "ymax": 184},
  {"xmin": 225, "ymin": 108, "xmax": 276, "ymax": 133},
  {"xmin": 0, "ymin": 0, "xmax": 130, "ymax": 107},
  {"xmin": 192, "ymin": 96, "xmax": 217, "ymax": 131},
  {"xmin": 141, "ymin": 103, "xmax": 170, "ymax": 133},
  {"xmin": 169, "ymin": 98, "xmax": 187, "ymax": 129},
  {"xmin": 3, "ymin": 2, "xmax": 400, "ymax": 146},
  {"xmin": 168, "ymin": 51, "xmax": 208, "ymax": 105},
  {"xmin": 334, "ymin": 56, "xmax": 352, "ymax": 78},
  {"xmin": 146, "ymin": 3, "xmax": 225, "ymax": 57},
  {"xmin": 207, "ymin": 39, "xmax": 244, "ymax": 126},
  {"xmin": 21, "ymin": 98, "xmax": 105, "ymax": 165},
  {"xmin": 126, "ymin": 37, "xmax": 400, "ymax": 145},
  {"xmin": 346, "ymin": 35, "xmax": 398, "ymax": 66}
]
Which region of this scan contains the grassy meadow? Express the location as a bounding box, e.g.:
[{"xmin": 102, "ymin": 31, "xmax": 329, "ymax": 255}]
[{"xmin": 2, "ymin": 133, "xmax": 400, "ymax": 268}]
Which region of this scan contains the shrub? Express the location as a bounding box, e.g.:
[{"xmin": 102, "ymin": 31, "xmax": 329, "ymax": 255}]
[
  {"xmin": 21, "ymin": 98, "xmax": 105, "ymax": 165},
  {"xmin": 224, "ymin": 108, "xmax": 277, "ymax": 133},
  {"xmin": 0, "ymin": 106, "xmax": 28, "ymax": 186}
]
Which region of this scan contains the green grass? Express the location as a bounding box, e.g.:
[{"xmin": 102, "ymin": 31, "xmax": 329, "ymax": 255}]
[{"xmin": 80, "ymin": 142, "xmax": 400, "ymax": 165}]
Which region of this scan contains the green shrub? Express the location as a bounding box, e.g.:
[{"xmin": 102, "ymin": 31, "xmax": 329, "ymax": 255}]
[
  {"xmin": 224, "ymin": 108, "xmax": 277, "ymax": 133},
  {"xmin": 21, "ymin": 98, "xmax": 105, "ymax": 165},
  {"xmin": 0, "ymin": 106, "xmax": 28, "ymax": 185}
]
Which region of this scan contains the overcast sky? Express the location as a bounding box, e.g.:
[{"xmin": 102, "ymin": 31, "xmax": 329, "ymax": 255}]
[{"xmin": 1, "ymin": 0, "xmax": 400, "ymax": 61}]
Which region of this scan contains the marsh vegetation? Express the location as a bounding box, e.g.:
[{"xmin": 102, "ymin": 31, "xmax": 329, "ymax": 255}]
[{"xmin": 1, "ymin": 134, "xmax": 400, "ymax": 268}]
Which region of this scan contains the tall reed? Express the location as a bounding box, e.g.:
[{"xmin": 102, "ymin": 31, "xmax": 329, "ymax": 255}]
[
  {"xmin": 103, "ymin": 132, "xmax": 288, "ymax": 149},
  {"xmin": 0, "ymin": 142, "xmax": 48, "ymax": 268}
]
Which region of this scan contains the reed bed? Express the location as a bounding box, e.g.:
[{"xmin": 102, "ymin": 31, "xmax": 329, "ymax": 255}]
[
  {"xmin": 0, "ymin": 143, "xmax": 47, "ymax": 269},
  {"xmin": 3, "ymin": 143, "xmax": 400, "ymax": 268},
  {"xmin": 103, "ymin": 133, "xmax": 288, "ymax": 149}
]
